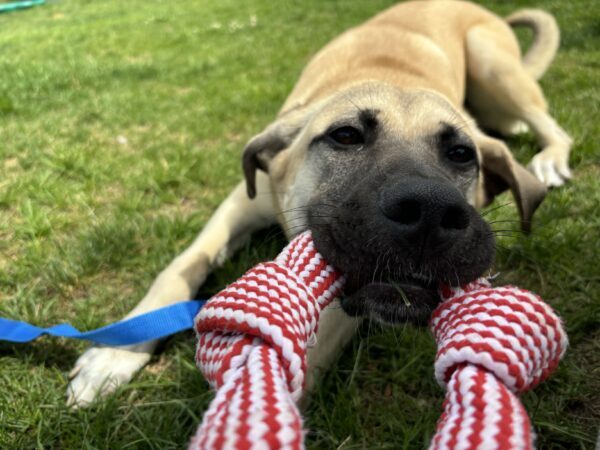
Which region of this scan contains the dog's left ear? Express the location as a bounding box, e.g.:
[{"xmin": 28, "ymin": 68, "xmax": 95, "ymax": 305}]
[
  {"xmin": 242, "ymin": 106, "xmax": 310, "ymax": 199},
  {"xmin": 477, "ymin": 135, "xmax": 547, "ymax": 232}
]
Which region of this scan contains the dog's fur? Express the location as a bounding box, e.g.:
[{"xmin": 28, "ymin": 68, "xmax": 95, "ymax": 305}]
[{"xmin": 67, "ymin": 0, "xmax": 572, "ymax": 407}]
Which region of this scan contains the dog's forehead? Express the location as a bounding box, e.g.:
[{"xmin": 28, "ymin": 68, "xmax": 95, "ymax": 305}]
[{"xmin": 310, "ymin": 86, "xmax": 470, "ymax": 139}]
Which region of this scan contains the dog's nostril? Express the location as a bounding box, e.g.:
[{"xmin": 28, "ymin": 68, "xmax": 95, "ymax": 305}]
[
  {"xmin": 440, "ymin": 205, "xmax": 470, "ymax": 230},
  {"xmin": 396, "ymin": 200, "xmax": 422, "ymax": 225}
]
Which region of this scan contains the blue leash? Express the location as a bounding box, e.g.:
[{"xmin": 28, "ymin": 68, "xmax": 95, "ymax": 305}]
[{"xmin": 0, "ymin": 300, "xmax": 205, "ymax": 345}]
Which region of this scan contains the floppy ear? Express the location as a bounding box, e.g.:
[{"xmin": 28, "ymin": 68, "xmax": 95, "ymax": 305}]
[
  {"xmin": 477, "ymin": 135, "xmax": 547, "ymax": 232},
  {"xmin": 242, "ymin": 107, "xmax": 310, "ymax": 199}
]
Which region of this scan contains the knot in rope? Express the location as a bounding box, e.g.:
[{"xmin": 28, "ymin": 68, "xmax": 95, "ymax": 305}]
[
  {"xmin": 429, "ymin": 281, "xmax": 568, "ymax": 450},
  {"xmin": 191, "ymin": 231, "xmax": 344, "ymax": 450}
]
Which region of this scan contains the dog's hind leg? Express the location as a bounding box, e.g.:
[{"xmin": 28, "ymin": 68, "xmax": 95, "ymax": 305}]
[
  {"xmin": 67, "ymin": 173, "xmax": 277, "ymax": 408},
  {"xmin": 465, "ymin": 16, "xmax": 572, "ymax": 187},
  {"xmin": 466, "ymin": 79, "xmax": 530, "ymax": 137}
]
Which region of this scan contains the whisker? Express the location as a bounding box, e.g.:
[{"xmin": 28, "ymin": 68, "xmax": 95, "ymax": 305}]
[
  {"xmin": 490, "ymin": 229, "xmax": 525, "ymax": 234},
  {"xmin": 481, "ymin": 202, "xmax": 514, "ymax": 217},
  {"xmin": 487, "ymin": 219, "xmax": 522, "ymax": 225}
]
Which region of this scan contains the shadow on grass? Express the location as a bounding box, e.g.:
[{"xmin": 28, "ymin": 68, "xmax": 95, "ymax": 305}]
[
  {"xmin": 0, "ymin": 340, "xmax": 80, "ymax": 371},
  {"xmin": 197, "ymin": 226, "xmax": 287, "ymax": 298}
]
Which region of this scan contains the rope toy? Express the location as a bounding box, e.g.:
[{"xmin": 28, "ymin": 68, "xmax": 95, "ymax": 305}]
[
  {"xmin": 430, "ymin": 280, "xmax": 567, "ymax": 450},
  {"xmin": 190, "ymin": 231, "xmax": 567, "ymax": 450},
  {"xmin": 191, "ymin": 232, "xmax": 344, "ymax": 449}
]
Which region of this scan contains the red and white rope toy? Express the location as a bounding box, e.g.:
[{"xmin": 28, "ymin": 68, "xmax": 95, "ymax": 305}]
[
  {"xmin": 430, "ymin": 280, "xmax": 567, "ymax": 450},
  {"xmin": 190, "ymin": 231, "xmax": 567, "ymax": 450},
  {"xmin": 191, "ymin": 232, "xmax": 344, "ymax": 449}
]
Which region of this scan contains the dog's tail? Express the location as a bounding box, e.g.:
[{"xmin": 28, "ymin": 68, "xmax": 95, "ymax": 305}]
[{"xmin": 506, "ymin": 9, "xmax": 560, "ymax": 80}]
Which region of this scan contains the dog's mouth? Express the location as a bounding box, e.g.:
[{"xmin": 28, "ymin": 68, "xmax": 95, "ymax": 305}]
[
  {"xmin": 308, "ymin": 190, "xmax": 495, "ymax": 325},
  {"xmin": 339, "ymin": 279, "xmax": 442, "ymax": 325},
  {"xmin": 395, "ymin": 273, "xmax": 436, "ymax": 290}
]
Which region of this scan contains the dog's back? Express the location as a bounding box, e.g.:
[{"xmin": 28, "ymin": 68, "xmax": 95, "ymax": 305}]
[{"xmin": 282, "ymin": 1, "xmax": 511, "ymax": 112}]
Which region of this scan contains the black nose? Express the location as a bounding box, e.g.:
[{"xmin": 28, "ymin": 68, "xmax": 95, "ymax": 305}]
[{"xmin": 378, "ymin": 178, "xmax": 471, "ymax": 245}]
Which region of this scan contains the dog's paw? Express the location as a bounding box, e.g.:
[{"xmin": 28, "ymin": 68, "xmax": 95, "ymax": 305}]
[
  {"xmin": 66, "ymin": 346, "xmax": 151, "ymax": 408},
  {"xmin": 497, "ymin": 120, "xmax": 530, "ymax": 136},
  {"xmin": 528, "ymin": 148, "xmax": 572, "ymax": 187},
  {"xmin": 508, "ymin": 121, "xmax": 530, "ymax": 135}
]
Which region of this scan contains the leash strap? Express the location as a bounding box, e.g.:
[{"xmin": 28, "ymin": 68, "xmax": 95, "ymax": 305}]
[{"xmin": 0, "ymin": 300, "xmax": 204, "ymax": 345}]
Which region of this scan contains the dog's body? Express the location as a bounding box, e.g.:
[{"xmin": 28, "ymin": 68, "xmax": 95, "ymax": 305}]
[{"xmin": 67, "ymin": 1, "xmax": 571, "ymax": 407}]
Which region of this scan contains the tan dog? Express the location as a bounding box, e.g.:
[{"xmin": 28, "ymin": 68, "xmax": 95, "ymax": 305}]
[{"xmin": 67, "ymin": 0, "xmax": 571, "ymax": 407}]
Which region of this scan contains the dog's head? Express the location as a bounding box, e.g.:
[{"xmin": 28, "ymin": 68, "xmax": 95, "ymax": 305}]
[{"xmin": 242, "ymin": 82, "xmax": 546, "ymax": 324}]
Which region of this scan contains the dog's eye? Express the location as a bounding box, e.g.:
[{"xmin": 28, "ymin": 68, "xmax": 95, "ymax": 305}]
[
  {"xmin": 445, "ymin": 146, "xmax": 476, "ymax": 165},
  {"xmin": 328, "ymin": 126, "xmax": 364, "ymax": 146}
]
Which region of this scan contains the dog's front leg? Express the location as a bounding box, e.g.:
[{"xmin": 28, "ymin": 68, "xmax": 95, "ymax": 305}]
[
  {"xmin": 67, "ymin": 173, "xmax": 276, "ymax": 407},
  {"xmin": 303, "ymin": 303, "xmax": 361, "ymax": 404}
]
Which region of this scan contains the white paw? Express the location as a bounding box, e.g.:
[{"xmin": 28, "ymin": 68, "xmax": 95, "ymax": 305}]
[
  {"xmin": 508, "ymin": 121, "xmax": 529, "ymax": 135},
  {"xmin": 66, "ymin": 346, "xmax": 151, "ymax": 408},
  {"xmin": 528, "ymin": 149, "xmax": 572, "ymax": 187},
  {"xmin": 500, "ymin": 120, "xmax": 529, "ymax": 136}
]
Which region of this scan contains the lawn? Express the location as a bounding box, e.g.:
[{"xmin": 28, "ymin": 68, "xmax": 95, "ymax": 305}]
[{"xmin": 0, "ymin": 0, "xmax": 598, "ymax": 448}]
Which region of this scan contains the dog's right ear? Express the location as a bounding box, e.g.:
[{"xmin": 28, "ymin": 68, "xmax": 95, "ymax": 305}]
[{"xmin": 242, "ymin": 107, "xmax": 310, "ymax": 198}]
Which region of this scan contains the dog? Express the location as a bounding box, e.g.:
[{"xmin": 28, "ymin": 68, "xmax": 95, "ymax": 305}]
[{"xmin": 67, "ymin": 0, "xmax": 572, "ymax": 407}]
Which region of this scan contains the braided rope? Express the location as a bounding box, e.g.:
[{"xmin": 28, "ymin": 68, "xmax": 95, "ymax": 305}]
[
  {"xmin": 190, "ymin": 231, "xmax": 345, "ymax": 449},
  {"xmin": 190, "ymin": 231, "xmax": 567, "ymax": 450},
  {"xmin": 430, "ymin": 281, "xmax": 568, "ymax": 450}
]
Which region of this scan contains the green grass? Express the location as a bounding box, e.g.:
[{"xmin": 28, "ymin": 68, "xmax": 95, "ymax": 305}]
[{"xmin": 1, "ymin": 0, "xmax": 598, "ymax": 448}]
